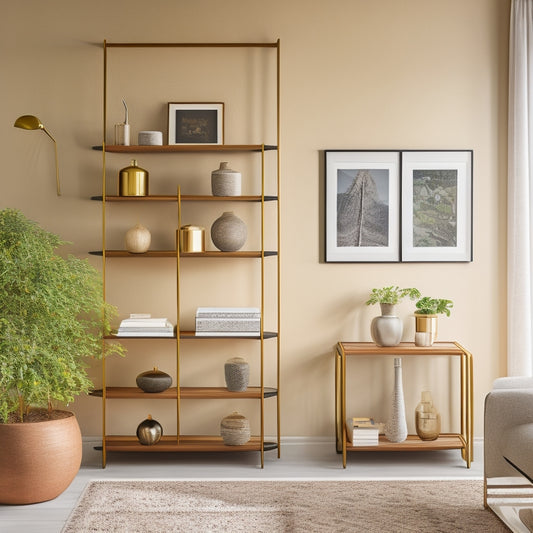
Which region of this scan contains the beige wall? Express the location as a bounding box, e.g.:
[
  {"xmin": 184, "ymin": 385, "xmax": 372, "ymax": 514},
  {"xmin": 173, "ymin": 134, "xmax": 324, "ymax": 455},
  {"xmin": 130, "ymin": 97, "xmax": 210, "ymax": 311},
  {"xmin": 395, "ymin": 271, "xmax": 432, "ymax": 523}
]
[{"xmin": 1, "ymin": 0, "xmax": 510, "ymax": 440}]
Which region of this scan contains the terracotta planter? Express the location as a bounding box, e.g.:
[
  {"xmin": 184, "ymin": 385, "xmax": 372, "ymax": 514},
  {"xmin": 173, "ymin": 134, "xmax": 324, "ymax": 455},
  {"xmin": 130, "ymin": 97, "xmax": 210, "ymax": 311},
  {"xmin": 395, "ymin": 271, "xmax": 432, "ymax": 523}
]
[{"xmin": 0, "ymin": 410, "xmax": 82, "ymax": 504}]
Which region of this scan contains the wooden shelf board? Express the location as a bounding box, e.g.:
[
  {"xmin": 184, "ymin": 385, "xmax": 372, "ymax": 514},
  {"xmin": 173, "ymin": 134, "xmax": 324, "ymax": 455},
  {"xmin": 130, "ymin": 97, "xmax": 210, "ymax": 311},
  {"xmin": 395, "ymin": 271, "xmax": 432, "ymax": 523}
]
[
  {"xmin": 345, "ymin": 434, "xmax": 465, "ymax": 452},
  {"xmin": 338, "ymin": 341, "xmax": 466, "ymax": 357},
  {"xmin": 104, "ymin": 435, "xmax": 271, "ymax": 452},
  {"xmin": 105, "ymin": 331, "xmax": 277, "ymax": 340},
  {"xmin": 92, "ymin": 144, "xmax": 277, "ymax": 153},
  {"xmin": 90, "ymin": 386, "xmax": 277, "ymax": 399},
  {"xmin": 91, "ymin": 195, "xmax": 277, "ymax": 202},
  {"xmin": 89, "ymin": 250, "xmax": 277, "ymax": 258}
]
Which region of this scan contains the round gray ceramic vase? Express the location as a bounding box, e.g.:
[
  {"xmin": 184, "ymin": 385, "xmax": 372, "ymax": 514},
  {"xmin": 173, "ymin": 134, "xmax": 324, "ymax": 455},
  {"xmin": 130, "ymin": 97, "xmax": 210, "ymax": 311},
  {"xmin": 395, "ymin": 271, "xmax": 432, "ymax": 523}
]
[
  {"xmin": 370, "ymin": 303, "xmax": 403, "ymax": 347},
  {"xmin": 210, "ymin": 211, "xmax": 247, "ymax": 252},
  {"xmin": 211, "ymin": 162, "xmax": 241, "ymax": 196}
]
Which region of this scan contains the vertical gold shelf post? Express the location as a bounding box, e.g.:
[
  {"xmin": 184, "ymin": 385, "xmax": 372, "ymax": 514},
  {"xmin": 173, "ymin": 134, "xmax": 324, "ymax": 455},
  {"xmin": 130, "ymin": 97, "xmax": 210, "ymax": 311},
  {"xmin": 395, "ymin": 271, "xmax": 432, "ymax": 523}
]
[{"xmin": 101, "ymin": 39, "xmax": 108, "ymax": 469}]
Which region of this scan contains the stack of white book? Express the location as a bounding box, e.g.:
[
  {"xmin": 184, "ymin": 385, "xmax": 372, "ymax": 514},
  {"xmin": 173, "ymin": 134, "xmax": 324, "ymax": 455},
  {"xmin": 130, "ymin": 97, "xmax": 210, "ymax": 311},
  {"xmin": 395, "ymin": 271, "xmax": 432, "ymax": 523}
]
[
  {"xmin": 117, "ymin": 314, "xmax": 174, "ymax": 337},
  {"xmin": 195, "ymin": 307, "xmax": 261, "ymax": 336},
  {"xmin": 346, "ymin": 417, "xmax": 380, "ymax": 446}
]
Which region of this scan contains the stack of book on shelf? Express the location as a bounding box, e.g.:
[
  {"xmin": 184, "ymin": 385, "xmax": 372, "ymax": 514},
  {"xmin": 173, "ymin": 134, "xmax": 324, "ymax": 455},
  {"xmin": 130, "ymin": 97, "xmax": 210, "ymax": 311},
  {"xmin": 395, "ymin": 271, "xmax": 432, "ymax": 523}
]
[
  {"xmin": 116, "ymin": 314, "xmax": 174, "ymax": 337},
  {"xmin": 195, "ymin": 307, "xmax": 261, "ymax": 336},
  {"xmin": 346, "ymin": 417, "xmax": 380, "ymax": 446}
]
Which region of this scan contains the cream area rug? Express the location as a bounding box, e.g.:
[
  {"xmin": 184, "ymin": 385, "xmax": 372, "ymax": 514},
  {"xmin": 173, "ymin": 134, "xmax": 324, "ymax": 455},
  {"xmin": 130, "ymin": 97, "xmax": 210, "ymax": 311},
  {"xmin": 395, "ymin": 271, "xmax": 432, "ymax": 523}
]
[{"xmin": 62, "ymin": 479, "xmax": 509, "ymax": 532}]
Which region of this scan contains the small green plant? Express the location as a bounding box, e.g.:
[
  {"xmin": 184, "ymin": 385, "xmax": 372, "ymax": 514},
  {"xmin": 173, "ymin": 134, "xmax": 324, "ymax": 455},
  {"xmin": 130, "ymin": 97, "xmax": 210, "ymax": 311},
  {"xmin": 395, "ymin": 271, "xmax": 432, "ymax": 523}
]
[
  {"xmin": 0, "ymin": 209, "xmax": 124, "ymax": 423},
  {"xmin": 415, "ymin": 296, "xmax": 453, "ymax": 317},
  {"xmin": 365, "ymin": 286, "xmax": 421, "ymax": 306}
]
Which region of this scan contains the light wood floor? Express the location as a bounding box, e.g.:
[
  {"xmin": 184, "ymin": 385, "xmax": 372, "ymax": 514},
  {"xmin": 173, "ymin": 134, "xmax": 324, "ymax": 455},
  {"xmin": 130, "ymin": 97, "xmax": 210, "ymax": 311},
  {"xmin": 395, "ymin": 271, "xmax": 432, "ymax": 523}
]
[{"xmin": 2, "ymin": 438, "xmax": 484, "ymax": 533}]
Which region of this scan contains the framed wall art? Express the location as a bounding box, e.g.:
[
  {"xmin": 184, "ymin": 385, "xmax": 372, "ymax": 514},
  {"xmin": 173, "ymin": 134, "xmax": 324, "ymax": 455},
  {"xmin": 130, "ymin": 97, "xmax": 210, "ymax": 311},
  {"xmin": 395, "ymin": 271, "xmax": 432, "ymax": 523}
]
[
  {"xmin": 401, "ymin": 150, "xmax": 473, "ymax": 262},
  {"xmin": 325, "ymin": 150, "xmax": 401, "ymax": 262},
  {"xmin": 167, "ymin": 102, "xmax": 224, "ymax": 145}
]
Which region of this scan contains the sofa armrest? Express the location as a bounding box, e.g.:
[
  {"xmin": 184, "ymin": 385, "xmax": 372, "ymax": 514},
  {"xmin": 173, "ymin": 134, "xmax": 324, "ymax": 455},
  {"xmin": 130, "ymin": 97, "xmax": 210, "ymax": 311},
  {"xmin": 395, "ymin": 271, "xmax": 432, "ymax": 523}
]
[{"xmin": 484, "ymin": 386, "xmax": 533, "ymax": 479}]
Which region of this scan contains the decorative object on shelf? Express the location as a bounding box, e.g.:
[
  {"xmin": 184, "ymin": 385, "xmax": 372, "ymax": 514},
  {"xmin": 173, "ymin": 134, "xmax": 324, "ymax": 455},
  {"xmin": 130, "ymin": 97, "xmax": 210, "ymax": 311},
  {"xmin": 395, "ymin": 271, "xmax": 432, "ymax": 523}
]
[
  {"xmin": 138, "ymin": 130, "xmax": 163, "ymax": 146},
  {"xmin": 117, "ymin": 315, "xmax": 174, "ymax": 337},
  {"xmin": 211, "ymin": 162, "xmax": 242, "ymax": 196},
  {"xmin": 13, "ymin": 114, "xmax": 61, "ymax": 196},
  {"xmin": 124, "ymin": 223, "xmax": 151, "ymax": 253},
  {"xmin": 384, "ymin": 358, "xmax": 408, "ymax": 443},
  {"xmin": 168, "ymin": 102, "xmax": 224, "ymax": 145},
  {"xmin": 413, "ymin": 296, "xmax": 453, "ymax": 346},
  {"xmin": 179, "ymin": 225, "xmax": 205, "ymax": 253},
  {"xmin": 224, "ymin": 357, "xmax": 249, "ymax": 391},
  {"xmin": 366, "ymin": 286, "xmax": 420, "ymax": 347},
  {"xmin": 220, "ymin": 412, "xmax": 251, "ymax": 445},
  {"xmin": 210, "ymin": 211, "xmax": 247, "ymax": 252},
  {"xmin": 136, "ymin": 367, "xmax": 172, "ymax": 393},
  {"xmin": 119, "ymin": 159, "xmax": 149, "ymax": 196},
  {"xmin": 415, "ymin": 390, "xmax": 441, "ymax": 441},
  {"xmin": 196, "ymin": 307, "xmax": 260, "ymax": 337},
  {"xmin": 114, "ymin": 99, "xmax": 130, "ymax": 146},
  {"xmin": 136, "ymin": 415, "xmax": 163, "ymax": 445}
]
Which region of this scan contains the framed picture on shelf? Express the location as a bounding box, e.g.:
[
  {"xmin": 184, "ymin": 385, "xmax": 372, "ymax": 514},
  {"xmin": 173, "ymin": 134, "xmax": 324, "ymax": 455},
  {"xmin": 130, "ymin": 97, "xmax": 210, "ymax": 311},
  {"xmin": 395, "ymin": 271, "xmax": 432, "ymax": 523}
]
[
  {"xmin": 325, "ymin": 150, "xmax": 400, "ymax": 262},
  {"xmin": 401, "ymin": 150, "xmax": 473, "ymax": 262},
  {"xmin": 167, "ymin": 102, "xmax": 224, "ymax": 145}
]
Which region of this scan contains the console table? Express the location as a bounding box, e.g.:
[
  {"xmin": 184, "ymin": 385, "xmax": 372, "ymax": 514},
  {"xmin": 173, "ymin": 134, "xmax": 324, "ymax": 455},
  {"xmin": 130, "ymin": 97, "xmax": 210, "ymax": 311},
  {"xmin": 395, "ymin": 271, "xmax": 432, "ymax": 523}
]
[{"xmin": 335, "ymin": 341, "xmax": 473, "ymax": 468}]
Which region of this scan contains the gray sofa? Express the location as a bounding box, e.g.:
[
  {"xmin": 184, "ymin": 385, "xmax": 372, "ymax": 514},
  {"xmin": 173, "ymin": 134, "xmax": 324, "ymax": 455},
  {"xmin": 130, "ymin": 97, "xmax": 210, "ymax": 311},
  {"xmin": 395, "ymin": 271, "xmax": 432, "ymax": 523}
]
[
  {"xmin": 484, "ymin": 377, "xmax": 533, "ymax": 531},
  {"xmin": 485, "ymin": 376, "xmax": 533, "ymax": 492}
]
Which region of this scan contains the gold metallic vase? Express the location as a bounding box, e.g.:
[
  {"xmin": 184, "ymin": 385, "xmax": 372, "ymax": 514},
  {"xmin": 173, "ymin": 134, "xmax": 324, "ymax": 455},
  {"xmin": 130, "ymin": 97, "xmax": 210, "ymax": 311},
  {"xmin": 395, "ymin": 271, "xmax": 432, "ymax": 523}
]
[
  {"xmin": 119, "ymin": 159, "xmax": 148, "ymax": 196},
  {"xmin": 179, "ymin": 225, "xmax": 205, "ymax": 253},
  {"xmin": 414, "ymin": 314, "xmax": 438, "ymax": 346}
]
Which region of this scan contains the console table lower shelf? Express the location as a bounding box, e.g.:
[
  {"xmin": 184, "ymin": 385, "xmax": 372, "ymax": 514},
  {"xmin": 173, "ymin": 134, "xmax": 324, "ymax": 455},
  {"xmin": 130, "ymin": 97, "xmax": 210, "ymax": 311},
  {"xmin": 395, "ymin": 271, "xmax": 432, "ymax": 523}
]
[{"xmin": 345, "ymin": 433, "xmax": 466, "ymax": 452}]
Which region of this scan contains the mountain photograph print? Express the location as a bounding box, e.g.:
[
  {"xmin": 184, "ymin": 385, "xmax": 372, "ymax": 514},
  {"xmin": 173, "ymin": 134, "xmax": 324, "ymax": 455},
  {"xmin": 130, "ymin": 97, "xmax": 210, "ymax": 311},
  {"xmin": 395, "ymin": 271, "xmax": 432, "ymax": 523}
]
[{"xmin": 325, "ymin": 151, "xmax": 400, "ymax": 262}]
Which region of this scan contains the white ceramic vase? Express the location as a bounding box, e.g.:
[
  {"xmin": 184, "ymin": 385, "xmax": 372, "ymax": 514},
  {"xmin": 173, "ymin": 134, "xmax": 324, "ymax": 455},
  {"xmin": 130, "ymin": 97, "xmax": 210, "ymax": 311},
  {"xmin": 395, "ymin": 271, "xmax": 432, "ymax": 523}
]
[
  {"xmin": 384, "ymin": 358, "xmax": 408, "ymax": 443},
  {"xmin": 370, "ymin": 303, "xmax": 403, "ymax": 347}
]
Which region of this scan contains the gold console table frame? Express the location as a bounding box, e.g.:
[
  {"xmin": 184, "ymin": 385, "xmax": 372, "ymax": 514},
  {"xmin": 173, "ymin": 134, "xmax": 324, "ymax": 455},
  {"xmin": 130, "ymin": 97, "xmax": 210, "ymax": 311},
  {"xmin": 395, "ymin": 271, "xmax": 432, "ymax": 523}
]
[{"xmin": 335, "ymin": 341, "xmax": 473, "ymax": 468}]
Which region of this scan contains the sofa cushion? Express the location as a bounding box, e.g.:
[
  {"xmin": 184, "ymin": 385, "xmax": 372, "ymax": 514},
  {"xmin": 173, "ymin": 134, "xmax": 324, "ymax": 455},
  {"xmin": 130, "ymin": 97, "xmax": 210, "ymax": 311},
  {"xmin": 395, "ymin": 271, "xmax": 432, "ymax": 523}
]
[{"xmin": 502, "ymin": 422, "xmax": 533, "ymax": 482}]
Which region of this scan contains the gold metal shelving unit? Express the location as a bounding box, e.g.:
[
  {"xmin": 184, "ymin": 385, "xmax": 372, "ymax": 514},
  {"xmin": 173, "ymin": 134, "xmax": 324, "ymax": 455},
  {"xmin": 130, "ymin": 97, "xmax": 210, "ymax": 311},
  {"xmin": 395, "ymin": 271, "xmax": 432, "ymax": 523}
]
[
  {"xmin": 93, "ymin": 40, "xmax": 281, "ymax": 468},
  {"xmin": 335, "ymin": 341, "xmax": 473, "ymax": 468}
]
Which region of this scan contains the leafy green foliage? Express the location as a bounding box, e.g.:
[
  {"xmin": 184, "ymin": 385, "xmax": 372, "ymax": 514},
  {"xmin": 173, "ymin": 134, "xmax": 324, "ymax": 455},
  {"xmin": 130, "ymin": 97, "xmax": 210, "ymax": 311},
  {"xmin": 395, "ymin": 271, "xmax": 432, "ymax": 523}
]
[
  {"xmin": 0, "ymin": 209, "xmax": 124, "ymax": 423},
  {"xmin": 365, "ymin": 286, "xmax": 421, "ymax": 306},
  {"xmin": 415, "ymin": 296, "xmax": 453, "ymax": 317}
]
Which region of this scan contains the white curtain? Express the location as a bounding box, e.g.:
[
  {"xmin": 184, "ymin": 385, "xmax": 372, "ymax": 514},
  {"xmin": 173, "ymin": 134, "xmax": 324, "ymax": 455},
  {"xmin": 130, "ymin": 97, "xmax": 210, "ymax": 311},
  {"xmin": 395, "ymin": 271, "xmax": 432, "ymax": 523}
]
[{"xmin": 509, "ymin": 0, "xmax": 533, "ymax": 376}]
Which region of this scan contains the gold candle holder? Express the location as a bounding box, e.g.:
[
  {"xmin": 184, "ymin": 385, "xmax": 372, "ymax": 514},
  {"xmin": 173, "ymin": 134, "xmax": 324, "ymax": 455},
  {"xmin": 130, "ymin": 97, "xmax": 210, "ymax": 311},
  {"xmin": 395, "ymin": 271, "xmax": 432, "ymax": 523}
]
[{"xmin": 179, "ymin": 225, "xmax": 205, "ymax": 253}]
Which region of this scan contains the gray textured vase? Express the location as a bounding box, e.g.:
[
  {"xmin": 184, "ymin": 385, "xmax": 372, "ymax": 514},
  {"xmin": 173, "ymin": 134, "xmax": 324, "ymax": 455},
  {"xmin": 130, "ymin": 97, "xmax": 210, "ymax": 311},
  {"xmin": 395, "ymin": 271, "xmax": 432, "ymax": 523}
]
[
  {"xmin": 211, "ymin": 162, "xmax": 241, "ymax": 196},
  {"xmin": 210, "ymin": 211, "xmax": 247, "ymax": 252},
  {"xmin": 384, "ymin": 358, "xmax": 408, "ymax": 443},
  {"xmin": 370, "ymin": 303, "xmax": 403, "ymax": 347},
  {"xmin": 224, "ymin": 357, "xmax": 249, "ymax": 392}
]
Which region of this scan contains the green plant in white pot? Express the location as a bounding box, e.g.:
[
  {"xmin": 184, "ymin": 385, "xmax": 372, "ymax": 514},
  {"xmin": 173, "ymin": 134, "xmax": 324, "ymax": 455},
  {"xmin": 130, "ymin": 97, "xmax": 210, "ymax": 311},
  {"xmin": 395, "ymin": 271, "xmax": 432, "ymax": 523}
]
[
  {"xmin": 0, "ymin": 208, "xmax": 124, "ymax": 504},
  {"xmin": 365, "ymin": 286, "xmax": 420, "ymax": 347},
  {"xmin": 414, "ymin": 296, "xmax": 453, "ymax": 346}
]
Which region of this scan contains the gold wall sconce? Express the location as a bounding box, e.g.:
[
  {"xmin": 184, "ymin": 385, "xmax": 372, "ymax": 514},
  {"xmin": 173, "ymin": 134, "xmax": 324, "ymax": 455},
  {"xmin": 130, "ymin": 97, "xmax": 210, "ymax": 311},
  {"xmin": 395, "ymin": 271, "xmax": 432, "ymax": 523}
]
[{"xmin": 14, "ymin": 115, "xmax": 61, "ymax": 196}]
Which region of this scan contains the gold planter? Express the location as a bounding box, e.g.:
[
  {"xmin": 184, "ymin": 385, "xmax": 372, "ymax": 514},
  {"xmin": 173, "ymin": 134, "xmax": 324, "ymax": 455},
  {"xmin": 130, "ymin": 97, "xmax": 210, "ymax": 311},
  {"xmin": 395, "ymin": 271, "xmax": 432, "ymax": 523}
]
[
  {"xmin": 414, "ymin": 314, "xmax": 438, "ymax": 346},
  {"xmin": 178, "ymin": 225, "xmax": 205, "ymax": 253}
]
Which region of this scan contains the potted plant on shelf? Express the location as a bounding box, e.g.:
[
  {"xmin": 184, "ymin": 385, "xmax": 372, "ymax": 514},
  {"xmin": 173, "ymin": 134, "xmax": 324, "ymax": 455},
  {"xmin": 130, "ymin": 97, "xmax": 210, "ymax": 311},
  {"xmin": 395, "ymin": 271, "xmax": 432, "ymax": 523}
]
[
  {"xmin": 365, "ymin": 286, "xmax": 420, "ymax": 347},
  {"xmin": 413, "ymin": 295, "xmax": 453, "ymax": 346},
  {"xmin": 0, "ymin": 209, "xmax": 124, "ymax": 505}
]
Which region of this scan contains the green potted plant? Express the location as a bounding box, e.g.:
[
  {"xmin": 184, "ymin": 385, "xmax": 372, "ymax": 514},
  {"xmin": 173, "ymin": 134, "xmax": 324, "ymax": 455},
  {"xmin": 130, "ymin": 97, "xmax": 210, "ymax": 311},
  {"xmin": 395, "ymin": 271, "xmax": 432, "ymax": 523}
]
[
  {"xmin": 0, "ymin": 209, "xmax": 124, "ymax": 504},
  {"xmin": 365, "ymin": 286, "xmax": 420, "ymax": 347},
  {"xmin": 414, "ymin": 295, "xmax": 453, "ymax": 346}
]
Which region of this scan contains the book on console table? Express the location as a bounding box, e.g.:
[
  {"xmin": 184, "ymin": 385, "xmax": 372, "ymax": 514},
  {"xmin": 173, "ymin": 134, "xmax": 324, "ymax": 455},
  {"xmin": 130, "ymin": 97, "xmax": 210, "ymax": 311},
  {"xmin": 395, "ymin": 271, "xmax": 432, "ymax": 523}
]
[{"xmin": 346, "ymin": 417, "xmax": 380, "ymax": 446}]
